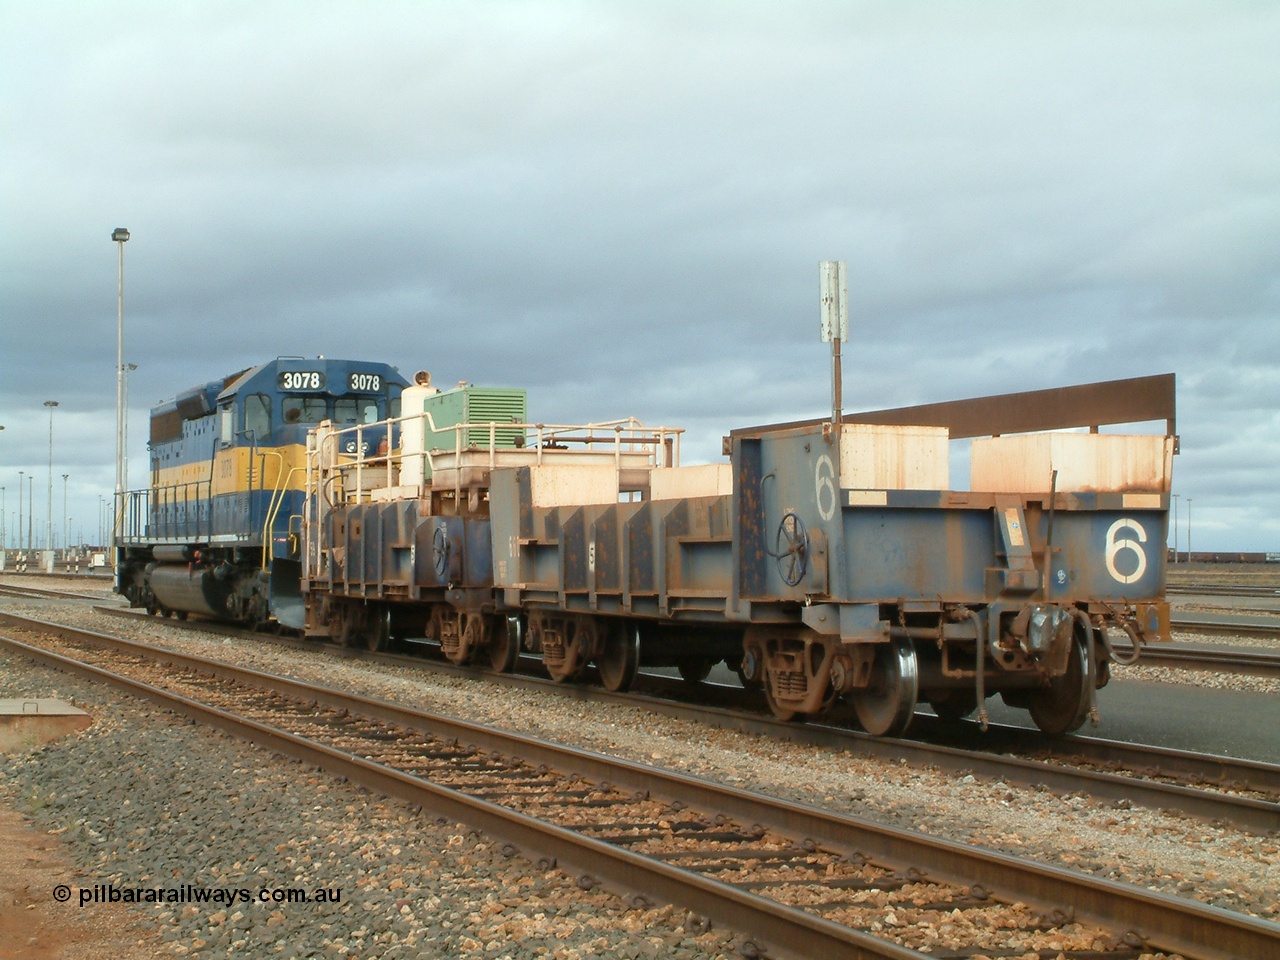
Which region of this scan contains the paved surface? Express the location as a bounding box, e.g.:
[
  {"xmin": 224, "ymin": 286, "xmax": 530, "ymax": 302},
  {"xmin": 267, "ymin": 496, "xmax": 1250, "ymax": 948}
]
[{"xmin": 980, "ymin": 678, "xmax": 1280, "ymax": 766}]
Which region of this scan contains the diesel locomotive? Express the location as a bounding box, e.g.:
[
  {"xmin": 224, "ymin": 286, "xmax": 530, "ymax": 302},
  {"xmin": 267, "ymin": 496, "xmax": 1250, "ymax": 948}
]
[
  {"xmin": 116, "ymin": 357, "xmax": 409, "ymax": 629},
  {"xmin": 118, "ymin": 359, "xmax": 1176, "ymax": 738}
]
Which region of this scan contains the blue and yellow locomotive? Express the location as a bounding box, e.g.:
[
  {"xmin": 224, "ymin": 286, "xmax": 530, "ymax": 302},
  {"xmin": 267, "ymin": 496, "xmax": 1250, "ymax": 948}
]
[{"xmin": 116, "ymin": 357, "xmax": 408, "ymax": 628}]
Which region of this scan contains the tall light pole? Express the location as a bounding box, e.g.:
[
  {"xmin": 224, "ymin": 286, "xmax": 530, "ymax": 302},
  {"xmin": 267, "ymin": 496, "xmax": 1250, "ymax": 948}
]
[
  {"xmin": 112, "ymin": 227, "xmax": 130, "ymax": 548},
  {"xmin": 26, "ymin": 474, "xmax": 33, "ymax": 551},
  {"xmin": 44, "ymin": 400, "xmax": 58, "ymax": 553},
  {"xmin": 17, "ymin": 470, "xmax": 24, "ymax": 551},
  {"xmin": 62, "ymin": 474, "xmax": 69, "ymax": 552},
  {"xmin": 1171, "ymin": 494, "xmax": 1179, "ymax": 563},
  {"xmin": 124, "ymin": 362, "xmax": 137, "ymax": 491}
]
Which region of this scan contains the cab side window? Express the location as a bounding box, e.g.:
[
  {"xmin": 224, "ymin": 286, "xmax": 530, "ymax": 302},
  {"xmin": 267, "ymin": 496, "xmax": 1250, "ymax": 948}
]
[{"xmin": 244, "ymin": 394, "xmax": 271, "ymax": 440}]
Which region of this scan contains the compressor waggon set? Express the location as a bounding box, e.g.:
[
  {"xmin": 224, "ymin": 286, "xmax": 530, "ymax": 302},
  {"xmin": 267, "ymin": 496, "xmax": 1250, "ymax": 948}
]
[{"xmin": 117, "ymin": 356, "xmax": 1176, "ymax": 738}]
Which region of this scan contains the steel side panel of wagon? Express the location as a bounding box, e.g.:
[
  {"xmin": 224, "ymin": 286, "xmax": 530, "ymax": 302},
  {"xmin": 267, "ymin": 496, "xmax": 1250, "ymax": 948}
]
[
  {"xmin": 489, "ymin": 466, "xmax": 739, "ymax": 622},
  {"xmin": 734, "ymin": 425, "xmax": 1168, "ymax": 621}
]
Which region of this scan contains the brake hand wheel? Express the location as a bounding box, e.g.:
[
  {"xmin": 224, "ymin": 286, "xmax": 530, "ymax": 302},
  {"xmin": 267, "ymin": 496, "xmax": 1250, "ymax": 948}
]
[
  {"xmin": 769, "ymin": 512, "xmax": 808, "ymax": 586},
  {"xmin": 432, "ymin": 526, "xmax": 451, "ymax": 579}
]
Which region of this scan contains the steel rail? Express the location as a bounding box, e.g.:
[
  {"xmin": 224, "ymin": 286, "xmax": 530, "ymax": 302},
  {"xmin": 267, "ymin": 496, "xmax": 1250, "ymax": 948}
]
[
  {"xmin": 76, "ymin": 606, "xmax": 1280, "ymax": 831},
  {"xmin": 0, "ymin": 629, "xmax": 917, "ymax": 960},
  {"xmin": 1170, "ymin": 616, "xmax": 1280, "ymax": 643},
  {"xmin": 1, "ymin": 617, "xmax": 1277, "ymax": 959},
  {"xmin": 0, "ymin": 583, "xmax": 112, "ymax": 603},
  {"xmin": 1168, "ymin": 584, "xmax": 1280, "ymax": 598},
  {"xmin": 1130, "ymin": 642, "xmax": 1280, "ymax": 678}
]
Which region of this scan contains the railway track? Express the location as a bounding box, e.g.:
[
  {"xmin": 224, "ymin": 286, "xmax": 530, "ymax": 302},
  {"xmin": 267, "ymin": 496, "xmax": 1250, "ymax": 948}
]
[
  {"xmin": 1168, "ymin": 583, "xmax": 1280, "ymax": 598},
  {"xmin": 3, "ymin": 588, "xmax": 1279, "ymax": 834},
  {"xmin": 0, "ymin": 582, "xmax": 114, "ymax": 604},
  {"xmin": 3, "ymin": 580, "xmax": 1279, "ymax": 809},
  {"xmin": 85, "ymin": 606, "xmax": 1280, "ymax": 833},
  {"xmin": 1125, "ymin": 640, "xmax": 1280, "ymax": 678},
  {"xmin": 1, "ymin": 612, "xmax": 1276, "ymax": 959},
  {"xmin": 5, "ymin": 578, "xmax": 1279, "ymax": 671},
  {"xmin": 1170, "ymin": 614, "xmax": 1280, "ymax": 643}
]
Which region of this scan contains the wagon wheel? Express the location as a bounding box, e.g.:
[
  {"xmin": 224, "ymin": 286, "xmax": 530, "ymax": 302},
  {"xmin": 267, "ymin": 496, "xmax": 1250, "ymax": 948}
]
[
  {"xmin": 596, "ymin": 622, "xmax": 640, "ymax": 693},
  {"xmin": 333, "ymin": 603, "xmax": 361, "ymax": 648},
  {"xmin": 1028, "ymin": 635, "xmax": 1092, "ymax": 736},
  {"xmin": 364, "ymin": 606, "xmax": 391, "ymax": 653},
  {"xmin": 488, "ymin": 615, "xmax": 522, "ymax": 673},
  {"xmin": 770, "ymin": 512, "xmax": 808, "ymax": 587},
  {"xmin": 853, "ymin": 639, "xmax": 919, "ymax": 737}
]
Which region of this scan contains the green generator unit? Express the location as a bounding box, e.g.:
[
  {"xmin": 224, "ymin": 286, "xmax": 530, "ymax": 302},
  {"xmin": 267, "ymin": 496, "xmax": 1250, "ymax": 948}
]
[{"xmin": 401, "ymin": 384, "xmax": 527, "ymax": 484}]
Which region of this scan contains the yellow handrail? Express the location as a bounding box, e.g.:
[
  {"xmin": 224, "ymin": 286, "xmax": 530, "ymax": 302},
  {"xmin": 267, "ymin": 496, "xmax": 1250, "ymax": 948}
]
[{"xmin": 261, "ymin": 451, "xmax": 300, "ymax": 571}]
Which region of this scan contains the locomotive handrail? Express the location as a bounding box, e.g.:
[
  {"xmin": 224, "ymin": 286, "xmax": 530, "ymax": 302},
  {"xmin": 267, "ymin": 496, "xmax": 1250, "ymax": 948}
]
[
  {"xmin": 115, "ymin": 476, "xmax": 216, "ymax": 545},
  {"xmin": 261, "ymin": 457, "xmax": 300, "ymax": 570},
  {"xmin": 308, "ymin": 412, "xmax": 685, "ymax": 507}
]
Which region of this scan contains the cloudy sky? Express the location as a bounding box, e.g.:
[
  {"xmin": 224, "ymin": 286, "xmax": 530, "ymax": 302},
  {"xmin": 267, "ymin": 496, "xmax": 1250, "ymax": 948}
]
[{"xmin": 1, "ymin": 1, "xmax": 1277, "ymax": 553}]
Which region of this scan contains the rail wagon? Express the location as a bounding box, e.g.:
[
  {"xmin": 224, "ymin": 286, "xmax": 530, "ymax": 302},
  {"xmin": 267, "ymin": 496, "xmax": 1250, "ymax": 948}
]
[
  {"xmin": 116, "ymin": 357, "xmax": 409, "ymax": 628},
  {"xmin": 302, "ymin": 372, "xmax": 1175, "ymax": 737}
]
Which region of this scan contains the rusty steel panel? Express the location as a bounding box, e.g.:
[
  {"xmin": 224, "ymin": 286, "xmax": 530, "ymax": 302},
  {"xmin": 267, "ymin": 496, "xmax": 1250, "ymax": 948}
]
[
  {"xmin": 626, "ymin": 501, "xmax": 661, "ymax": 596},
  {"xmin": 733, "ymin": 437, "xmax": 768, "ymax": 599},
  {"xmin": 733, "ymin": 373, "xmax": 1176, "ymax": 441},
  {"xmin": 591, "ymin": 507, "xmax": 623, "ymax": 595},
  {"xmin": 844, "ymin": 373, "xmax": 1176, "ymax": 439}
]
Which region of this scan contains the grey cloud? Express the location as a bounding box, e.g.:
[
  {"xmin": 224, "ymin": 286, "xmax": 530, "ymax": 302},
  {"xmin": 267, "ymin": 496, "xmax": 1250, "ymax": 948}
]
[{"xmin": 2, "ymin": 2, "xmax": 1278, "ymax": 550}]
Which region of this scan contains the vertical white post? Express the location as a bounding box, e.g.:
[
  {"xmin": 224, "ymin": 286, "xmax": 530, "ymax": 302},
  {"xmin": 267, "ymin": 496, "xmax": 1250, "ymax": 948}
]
[
  {"xmin": 819, "ymin": 260, "xmax": 849, "ymax": 466},
  {"xmin": 112, "ymin": 228, "xmax": 130, "ymax": 566}
]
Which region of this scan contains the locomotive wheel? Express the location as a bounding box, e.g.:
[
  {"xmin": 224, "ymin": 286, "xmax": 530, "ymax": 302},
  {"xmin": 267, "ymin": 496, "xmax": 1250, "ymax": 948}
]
[
  {"xmin": 927, "ymin": 690, "xmax": 978, "ymax": 723},
  {"xmin": 597, "ymin": 623, "xmax": 640, "ymax": 693},
  {"xmin": 853, "ymin": 639, "xmax": 919, "ymax": 737},
  {"xmin": 1028, "ymin": 636, "xmax": 1091, "ymax": 736},
  {"xmin": 677, "ymin": 658, "xmax": 713, "ymax": 684},
  {"xmin": 488, "ymin": 616, "xmax": 522, "ymax": 673}
]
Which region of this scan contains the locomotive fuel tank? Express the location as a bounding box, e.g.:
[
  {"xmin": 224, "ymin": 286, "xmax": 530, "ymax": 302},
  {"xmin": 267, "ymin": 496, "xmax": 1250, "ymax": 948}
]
[{"xmin": 146, "ymin": 562, "xmax": 234, "ymax": 619}]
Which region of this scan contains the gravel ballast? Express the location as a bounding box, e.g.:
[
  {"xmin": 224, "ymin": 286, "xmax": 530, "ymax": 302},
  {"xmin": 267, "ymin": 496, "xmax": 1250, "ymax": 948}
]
[
  {"xmin": 2, "ymin": 579, "xmax": 1279, "ymax": 957},
  {"xmin": 0, "ymin": 646, "xmax": 738, "ymax": 958}
]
